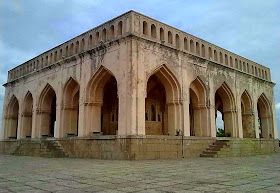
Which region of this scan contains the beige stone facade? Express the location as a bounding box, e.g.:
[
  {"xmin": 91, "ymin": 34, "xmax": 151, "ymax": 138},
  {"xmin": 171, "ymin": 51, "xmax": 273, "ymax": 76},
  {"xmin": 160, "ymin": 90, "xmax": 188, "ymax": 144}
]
[{"xmin": 1, "ymin": 11, "xmax": 278, "ymax": 142}]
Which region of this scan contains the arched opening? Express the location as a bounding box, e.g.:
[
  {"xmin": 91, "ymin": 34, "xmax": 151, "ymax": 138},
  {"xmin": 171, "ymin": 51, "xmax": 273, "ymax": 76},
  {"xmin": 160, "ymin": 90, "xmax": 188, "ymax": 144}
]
[
  {"xmin": 102, "ymin": 76, "xmax": 118, "ymax": 135},
  {"xmin": 225, "ymin": 54, "xmax": 228, "ymax": 65},
  {"xmin": 95, "ymin": 32, "xmax": 100, "ymax": 44},
  {"xmin": 257, "ymin": 94, "xmax": 273, "ymax": 138},
  {"xmin": 184, "ymin": 38, "xmax": 188, "ymax": 50},
  {"xmin": 215, "ymin": 82, "xmax": 236, "ymax": 137},
  {"xmin": 160, "ymin": 28, "xmax": 164, "ymax": 41},
  {"xmin": 201, "ymin": 44, "xmax": 205, "ymax": 57},
  {"xmin": 219, "ymin": 52, "xmax": 223, "ymax": 63},
  {"xmin": 235, "ymin": 59, "xmax": 238, "ymax": 69},
  {"xmin": 5, "ymin": 96, "xmax": 19, "ymax": 139},
  {"xmin": 145, "ymin": 75, "xmax": 166, "ymax": 135},
  {"xmin": 208, "ymin": 47, "xmax": 212, "ymax": 59},
  {"xmin": 88, "ymin": 35, "xmax": 93, "ymax": 48},
  {"xmin": 145, "ymin": 65, "xmax": 181, "ymax": 136},
  {"xmin": 243, "ymin": 62, "xmax": 246, "ymax": 72},
  {"xmin": 117, "ymin": 21, "xmax": 122, "ymax": 36},
  {"xmin": 214, "ymin": 50, "xmax": 217, "ymax": 61},
  {"xmin": 54, "ymin": 51, "xmax": 57, "ymax": 62},
  {"xmin": 189, "ymin": 78, "xmax": 208, "ymax": 137},
  {"xmin": 110, "ymin": 25, "xmax": 114, "ymax": 39},
  {"xmin": 38, "ymin": 84, "xmax": 56, "ymax": 137},
  {"xmin": 190, "ymin": 40, "xmax": 194, "ymax": 53},
  {"xmin": 239, "ymin": 60, "xmax": 242, "ymax": 71},
  {"xmin": 143, "ymin": 21, "xmax": 148, "ymax": 35},
  {"xmin": 75, "ymin": 41, "xmax": 79, "ymax": 54},
  {"xmin": 81, "ymin": 38, "xmax": 85, "ymax": 52},
  {"xmin": 86, "ymin": 67, "xmax": 118, "ymax": 135},
  {"xmin": 45, "ymin": 55, "xmax": 48, "ymax": 66},
  {"xmin": 230, "ymin": 56, "xmax": 233, "ymax": 67},
  {"xmin": 70, "ymin": 43, "xmax": 74, "ymax": 56},
  {"xmin": 22, "ymin": 92, "xmax": 33, "ymax": 138},
  {"xmin": 175, "ymin": 34, "xmax": 179, "ymax": 48},
  {"xmin": 196, "ymin": 42, "xmax": 200, "ymax": 55},
  {"xmin": 50, "ymin": 53, "xmax": 53, "ymax": 64},
  {"xmin": 61, "ymin": 78, "xmax": 80, "ymax": 137},
  {"xmin": 168, "ymin": 31, "xmax": 172, "ymax": 44},
  {"xmin": 241, "ymin": 91, "xmax": 255, "ymax": 138},
  {"xmin": 102, "ymin": 28, "xmax": 107, "ymax": 41},
  {"xmin": 151, "ymin": 24, "xmax": 156, "ymax": 38}
]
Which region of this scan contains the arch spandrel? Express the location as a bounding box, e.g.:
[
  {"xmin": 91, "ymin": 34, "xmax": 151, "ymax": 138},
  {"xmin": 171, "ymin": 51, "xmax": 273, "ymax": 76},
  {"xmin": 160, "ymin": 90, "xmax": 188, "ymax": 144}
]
[
  {"xmin": 145, "ymin": 64, "xmax": 181, "ymax": 103},
  {"xmin": 7, "ymin": 95, "xmax": 19, "ymax": 117},
  {"xmin": 38, "ymin": 83, "xmax": 56, "ymax": 112},
  {"xmin": 215, "ymin": 81, "xmax": 236, "ymax": 111},
  {"xmin": 190, "ymin": 77, "xmax": 207, "ymax": 107},
  {"xmin": 86, "ymin": 66, "xmax": 118, "ymax": 104},
  {"xmin": 23, "ymin": 91, "xmax": 33, "ymax": 114},
  {"xmin": 63, "ymin": 77, "xmax": 80, "ymax": 106},
  {"xmin": 240, "ymin": 89, "xmax": 253, "ymax": 113}
]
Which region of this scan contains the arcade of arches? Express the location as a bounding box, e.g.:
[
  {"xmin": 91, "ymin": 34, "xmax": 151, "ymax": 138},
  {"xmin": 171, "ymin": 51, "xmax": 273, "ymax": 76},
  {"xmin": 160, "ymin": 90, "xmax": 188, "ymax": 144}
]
[{"xmin": 1, "ymin": 65, "xmax": 277, "ymax": 140}]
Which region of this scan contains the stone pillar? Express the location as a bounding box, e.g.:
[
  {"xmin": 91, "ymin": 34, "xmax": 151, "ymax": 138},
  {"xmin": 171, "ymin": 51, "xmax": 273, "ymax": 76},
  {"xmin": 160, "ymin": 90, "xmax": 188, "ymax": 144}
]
[
  {"xmin": 209, "ymin": 80, "xmax": 217, "ymax": 137},
  {"xmin": 82, "ymin": 102, "xmax": 102, "ymax": 136},
  {"xmin": 223, "ymin": 110, "xmax": 237, "ymax": 137},
  {"xmin": 236, "ymin": 97, "xmax": 243, "ymax": 138},
  {"xmin": 271, "ymin": 97, "xmax": 278, "ymax": 139},
  {"xmin": 31, "ymin": 103, "xmax": 37, "ymax": 138},
  {"xmin": 20, "ymin": 112, "xmax": 32, "ymax": 138},
  {"xmin": 167, "ymin": 102, "xmax": 176, "ymax": 135},
  {"xmin": 253, "ymin": 101, "xmax": 260, "ymax": 138},
  {"xmin": 37, "ymin": 111, "xmax": 51, "ymax": 136},
  {"xmin": 182, "ymin": 99, "xmax": 190, "ymax": 136}
]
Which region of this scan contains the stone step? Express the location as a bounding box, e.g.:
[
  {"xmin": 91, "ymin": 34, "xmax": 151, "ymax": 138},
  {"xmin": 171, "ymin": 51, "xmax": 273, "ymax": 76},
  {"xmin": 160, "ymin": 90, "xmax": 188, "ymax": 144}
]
[
  {"xmin": 12, "ymin": 140, "xmax": 68, "ymax": 158},
  {"xmin": 200, "ymin": 154, "xmax": 217, "ymax": 158},
  {"xmin": 203, "ymin": 150, "xmax": 218, "ymax": 155}
]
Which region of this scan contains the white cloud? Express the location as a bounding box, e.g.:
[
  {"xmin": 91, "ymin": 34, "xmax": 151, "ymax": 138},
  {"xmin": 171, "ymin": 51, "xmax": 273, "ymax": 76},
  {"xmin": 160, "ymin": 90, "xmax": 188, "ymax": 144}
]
[{"xmin": 276, "ymin": 103, "xmax": 280, "ymax": 110}]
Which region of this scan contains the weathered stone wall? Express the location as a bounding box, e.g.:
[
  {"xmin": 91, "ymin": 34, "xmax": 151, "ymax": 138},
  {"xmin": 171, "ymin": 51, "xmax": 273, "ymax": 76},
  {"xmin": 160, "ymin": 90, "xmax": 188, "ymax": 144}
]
[
  {"xmin": 0, "ymin": 138, "xmax": 279, "ymax": 160},
  {"xmin": 217, "ymin": 139, "xmax": 279, "ymax": 157},
  {"xmin": 0, "ymin": 140, "xmax": 20, "ymax": 154}
]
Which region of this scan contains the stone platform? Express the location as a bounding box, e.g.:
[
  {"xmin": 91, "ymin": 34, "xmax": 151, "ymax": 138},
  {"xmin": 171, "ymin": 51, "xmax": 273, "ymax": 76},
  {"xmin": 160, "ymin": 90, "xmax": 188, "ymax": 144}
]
[{"xmin": 0, "ymin": 136, "xmax": 279, "ymax": 160}]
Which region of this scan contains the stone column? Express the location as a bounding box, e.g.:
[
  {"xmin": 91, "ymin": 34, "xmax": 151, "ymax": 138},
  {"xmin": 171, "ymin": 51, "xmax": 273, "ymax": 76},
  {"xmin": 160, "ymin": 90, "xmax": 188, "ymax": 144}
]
[
  {"xmin": 236, "ymin": 96, "xmax": 243, "ymax": 138},
  {"xmin": 82, "ymin": 102, "xmax": 102, "ymax": 136},
  {"xmin": 253, "ymin": 101, "xmax": 260, "ymax": 138},
  {"xmin": 167, "ymin": 102, "xmax": 176, "ymax": 135},
  {"xmin": 223, "ymin": 110, "xmax": 237, "ymax": 137},
  {"xmin": 182, "ymin": 99, "xmax": 190, "ymax": 136},
  {"xmin": 209, "ymin": 79, "xmax": 217, "ymax": 137},
  {"xmin": 271, "ymin": 97, "xmax": 278, "ymax": 139},
  {"xmin": 20, "ymin": 112, "xmax": 32, "ymax": 138}
]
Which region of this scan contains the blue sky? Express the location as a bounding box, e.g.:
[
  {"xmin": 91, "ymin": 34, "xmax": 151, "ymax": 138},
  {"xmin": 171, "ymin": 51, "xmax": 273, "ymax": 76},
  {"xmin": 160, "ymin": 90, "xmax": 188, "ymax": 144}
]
[{"xmin": 1, "ymin": 0, "xmax": 279, "ymax": 138}]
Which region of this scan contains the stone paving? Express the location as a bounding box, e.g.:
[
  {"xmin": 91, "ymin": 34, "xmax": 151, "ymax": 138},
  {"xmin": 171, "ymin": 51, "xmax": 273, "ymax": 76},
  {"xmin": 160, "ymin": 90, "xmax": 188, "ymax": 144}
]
[{"xmin": 0, "ymin": 154, "xmax": 279, "ymax": 193}]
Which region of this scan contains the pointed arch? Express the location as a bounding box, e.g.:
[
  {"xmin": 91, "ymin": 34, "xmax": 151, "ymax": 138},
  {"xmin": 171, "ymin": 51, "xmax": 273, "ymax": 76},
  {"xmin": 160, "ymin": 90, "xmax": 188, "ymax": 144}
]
[
  {"xmin": 86, "ymin": 66, "xmax": 117, "ymax": 104},
  {"xmin": 61, "ymin": 77, "xmax": 80, "ymax": 137},
  {"xmin": 38, "ymin": 84, "xmax": 56, "ymax": 137},
  {"xmin": 4, "ymin": 95, "xmax": 19, "ymax": 139},
  {"xmin": 215, "ymin": 82, "xmax": 237, "ymax": 137},
  {"xmin": 189, "ymin": 77, "xmax": 209, "ymax": 137},
  {"xmin": 257, "ymin": 93, "xmax": 273, "ymax": 138},
  {"xmin": 147, "ymin": 65, "xmax": 181, "ymax": 103},
  {"xmin": 145, "ymin": 65, "xmax": 182, "ymax": 136},
  {"xmin": 85, "ymin": 66, "xmax": 118, "ymax": 135},
  {"xmin": 22, "ymin": 91, "xmax": 33, "ymax": 138},
  {"xmin": 240, "ymin": 90, "xmax": 254, "ymax": 138}
]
